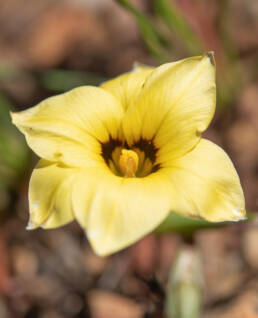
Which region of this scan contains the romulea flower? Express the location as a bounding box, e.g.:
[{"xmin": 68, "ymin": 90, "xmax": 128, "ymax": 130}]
[{"xmin": 11, "ymin": 53, "xmax": 245, "ymax": 256}]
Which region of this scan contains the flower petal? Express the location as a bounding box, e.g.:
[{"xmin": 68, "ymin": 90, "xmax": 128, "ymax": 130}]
[
  {"xmin": 11, "ymin": 86, "xmax": 124, "ymax": 168},
  {"xmin": 72, "ymin": 169, "xmax": 172, "ymax": 256},
  {"xmin": 101, "ymin": 66, "xmax": 153, "ymax": 111},
  {"xmin": 28, "ymin": 160, "xmax": 77, "ymax": 229},
  {"xmin": 163, "ymin": 139, "xmax": 245, "ymax": 222},
  {"xmin": 123, "ymin": 53, "xmax": 216, "ymax": 162}
]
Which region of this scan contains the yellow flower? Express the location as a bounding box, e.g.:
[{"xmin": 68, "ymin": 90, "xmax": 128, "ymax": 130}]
[{"xmin": 11, "ymin": 53, "xmax": 245, "ymax": 256}]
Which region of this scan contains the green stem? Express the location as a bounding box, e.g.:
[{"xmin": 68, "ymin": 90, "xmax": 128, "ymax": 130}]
[
  {"xmin": 166, "ymin": 248, "xmax": 203, "ymax": 318},
  {"xmin": 115, "ymin": 0, "xmax": 170, "ymax": 61},
  {"xmin": 153, "ymin": 0, "xmax": 203, "ymax": 54}
]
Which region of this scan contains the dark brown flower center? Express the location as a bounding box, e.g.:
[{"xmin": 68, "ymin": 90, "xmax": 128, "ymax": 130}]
[{"xmin": 101, "ymin": 137, "xmax": 160, "ymax": 177}]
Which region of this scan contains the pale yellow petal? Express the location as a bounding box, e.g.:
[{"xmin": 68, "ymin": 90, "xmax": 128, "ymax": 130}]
[
  {"xmin": 163, "ymin": 139, "xmax": 245, "ymax": 222},
  {"xmin": 101, "ymin": 67, "xmax": 153, "ymax": 111},
  {"xmin": 123, "ymin": 53, "xmax": 216, "ymax": 163},
  {"xmin": 11, "ymin": 86, "xmax": 124, "ymax": 168},
  {"xmin": 28, "ymin": 160, "xmax": 77, "ymax": 229},
  {"xmin": 72, "ymin": 169, "xmax": 172, "ymax": 256}
]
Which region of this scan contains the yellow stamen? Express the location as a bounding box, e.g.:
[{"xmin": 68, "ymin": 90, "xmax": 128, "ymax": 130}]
[{"xmin": 119, "ymin": 149, "xmax": 139, "ymax": 177}]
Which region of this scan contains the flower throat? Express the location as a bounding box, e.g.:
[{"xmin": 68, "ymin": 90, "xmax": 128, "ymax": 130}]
[{"xmin": 101, "ymin": 137, "xmax": 160, "ymax": 178}]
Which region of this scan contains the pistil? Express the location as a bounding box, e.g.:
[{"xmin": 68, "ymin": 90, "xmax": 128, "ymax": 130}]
[{"xmin": 119, "ymin": 149, "xmax": 139, "ymax": 177}]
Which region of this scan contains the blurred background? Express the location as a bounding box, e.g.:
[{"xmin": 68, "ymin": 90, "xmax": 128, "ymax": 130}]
[{"xmin": 0, "ymin": 0, "xmax": 258, "ymax": 317}]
